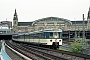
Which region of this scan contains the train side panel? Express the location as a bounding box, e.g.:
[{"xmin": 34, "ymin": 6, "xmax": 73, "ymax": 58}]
[{"xmin": 13, "ymin": 38, "xmax": 62, "ymax": 45}]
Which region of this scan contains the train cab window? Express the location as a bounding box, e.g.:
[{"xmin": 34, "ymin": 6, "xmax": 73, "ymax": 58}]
[
  {"xmin": 54, "ymin": 32, "xmax": 57, "ymax": 36},
  {"xmin": 50, "ymin": 32, "xmax": 53, "ymax": 38},
  {"xmin": 53, "ymin": 32, "xmax": 59, "ymax": 38},
  {"xmin": 53, "ymin": 32, "xmax": 57, "ymax": 38}
]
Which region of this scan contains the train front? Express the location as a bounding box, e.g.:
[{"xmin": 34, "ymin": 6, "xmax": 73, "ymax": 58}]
[{"xmin": 44, "ymin": 29, "xmax": 62, "ymax": 49}]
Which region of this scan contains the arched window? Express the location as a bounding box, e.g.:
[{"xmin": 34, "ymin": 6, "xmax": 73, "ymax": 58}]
[
  {"xmin": 38, "ymin": 27, "xmax": 44, "ymax": 31},
  {"xmin": 14, "ymin": 21, "xmax": 16, "ymax": 24}
]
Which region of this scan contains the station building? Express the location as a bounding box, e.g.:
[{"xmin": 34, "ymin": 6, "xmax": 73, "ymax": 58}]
[
  {"xmin": 0, "ymin": 8, "xmax": 90, "ymax": 40},
  {"xmin": 13, "ymin": 7, "xmax": 90, "ymax": 33}
]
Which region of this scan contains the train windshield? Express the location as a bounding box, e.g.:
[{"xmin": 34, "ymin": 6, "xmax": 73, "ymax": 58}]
[
  {"xmin": 50, "ymin": 32, "xmax": 62, "ymax": 38},
  {"xmin": 53, "ymin": 32, "xmax": 58, "ymax": 38}
]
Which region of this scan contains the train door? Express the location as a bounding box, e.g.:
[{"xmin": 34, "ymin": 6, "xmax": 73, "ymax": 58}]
[{"xmin": 45, "ymin": 32, "xmax": 50, "ymax": 38}]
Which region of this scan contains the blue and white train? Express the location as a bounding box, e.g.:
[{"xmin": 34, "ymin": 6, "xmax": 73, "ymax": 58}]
[{"xmin": 12, "ymin": 29, "xmax": 62, "ymax": 49}]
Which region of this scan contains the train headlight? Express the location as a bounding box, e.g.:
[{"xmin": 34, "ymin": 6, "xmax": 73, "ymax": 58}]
[
  {"xmin": 50, "ymin": 40, "xmax": 52, "ymax": 42},
  {"xmin": 59, "ymin": 40, "xmax": 61, "ymax": 42}
]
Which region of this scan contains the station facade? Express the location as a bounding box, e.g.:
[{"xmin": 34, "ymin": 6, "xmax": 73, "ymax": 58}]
[{"xmin": 13, "ymin": 7, "xmax": 90, "ymax": 33}]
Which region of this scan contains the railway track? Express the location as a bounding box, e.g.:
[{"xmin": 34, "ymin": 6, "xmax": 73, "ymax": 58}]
[
  {"xmin": 5, "ymin": 40, "xmax": 67, "ymax": 60},
  {"xmin": 5, "ymin": 40, "xmax": 90, "ymax": 60},
  {"xmin": 20, "ymin": 43, "xmax": 90, "ymax": 60},
  {"xmin": 5, "ymin": 46, "xmax": 25, "ymax": 60}
]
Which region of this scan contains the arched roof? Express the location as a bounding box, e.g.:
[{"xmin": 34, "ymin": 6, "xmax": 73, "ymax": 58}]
[{"xmin": 32, "ymin": 17, "xmax": 72, "ymax": 26}]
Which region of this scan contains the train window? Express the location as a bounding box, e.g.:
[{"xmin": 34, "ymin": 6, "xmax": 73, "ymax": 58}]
[
  {"xmin": 59, "ymin": 32, "xmax": 62, "ymax": 38},
  {"xmin": 12, "ymin": 35, "xmax": 19, "ymax": 39},
  {"xmin": 54, "ymin": 32, "xmax": 57, "ymax": 36},
  {"xmin": 19, "ymin": 35, "xmax": 24, "ymax": 39},
  {"xmin": 34, "ymin": 34, "xmax": 39, "ymax": 38},
  {"xmin": 30, "ymin": 34, "xmax": 34, "ymax": 38},
  {"xmin": 37, "ymin": 33, "xmax": 45, "ymax": 38},
  {"xmin": 25, "ymin": 35, "xmax": 30, "ymax": 39}
]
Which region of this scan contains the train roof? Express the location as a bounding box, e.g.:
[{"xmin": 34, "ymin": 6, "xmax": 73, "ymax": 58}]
[
  {"xmin": 29, "ymin": 31, "xmax": 43, "ymax": 34},
  {"xmin": 43, "ymin": 29, "xmax": 62, "ymax": 32},
  {"xmin": 13, "ymin": 29, "xmax": 62, "ymax": 36}
]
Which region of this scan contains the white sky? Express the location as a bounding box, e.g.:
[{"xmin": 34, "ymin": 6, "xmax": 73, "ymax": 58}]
[{"xmin": 0, "ymin": 0, "xmax": 90, "ymax": 22}]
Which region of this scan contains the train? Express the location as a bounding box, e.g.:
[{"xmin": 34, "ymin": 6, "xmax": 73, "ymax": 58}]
[{"xmin": 12, "ymin": 29, "xmax": 62, "ymax": 49}]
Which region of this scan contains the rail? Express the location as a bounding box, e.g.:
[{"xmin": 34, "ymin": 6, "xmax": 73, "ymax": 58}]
[
  {"xmin": 6, "ymin": 40, "xmax": 67, "ymax": 60},
  {"xmin": 21, "ymin": 42, "xmax": 90, "ymax": 60}
]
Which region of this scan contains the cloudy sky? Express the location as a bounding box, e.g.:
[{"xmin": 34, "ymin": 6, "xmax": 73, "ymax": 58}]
[{"xmin": 0, "ymin": 0, "xmax": 90, "ymax": 22}]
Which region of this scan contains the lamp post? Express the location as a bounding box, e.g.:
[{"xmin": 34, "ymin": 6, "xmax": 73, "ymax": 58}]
[
  {"xmin": 68, "ymin": 29, "xmax": 70, "ymax": 41},
  {"xmin": 82, "ymin": 14, "xmax": 85, "ymax": 41},
  {"xmin": 78, "ymin": 27, "xmax": 80, "ymax": 38},
  {"xmin": 74, "ymin": 18, "xmax": 77, "ymax": 40}
]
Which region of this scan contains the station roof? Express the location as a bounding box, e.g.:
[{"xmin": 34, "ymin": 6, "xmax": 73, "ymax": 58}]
[
  {"xmin": 17, "ymin": 17, "xmax": 88, "ymax": 26},
  {"xmin": 18, "ymin": 22, "xmax": 33, "ymax": 26},
  {"xmin": 71, "ymin": 20, "xmax": 87, "ymax": 24},
  {"xmin": 32, "ymin": 17, "xmax": 72, "ymax": 25}
]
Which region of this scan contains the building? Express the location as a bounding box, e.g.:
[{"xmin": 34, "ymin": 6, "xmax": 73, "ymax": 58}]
[
  {"xmin": 13, "ymin": 7, "xmax": 90, "ymax": 33},
  {"xmin": 0, "ymin": 21, "xmax": 12, "ymax": 33}
]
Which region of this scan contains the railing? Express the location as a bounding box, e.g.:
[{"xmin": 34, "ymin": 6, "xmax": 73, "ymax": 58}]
[{"xmin": 1, "ymin": 41, "xmax": 12, "ymax": 60}]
